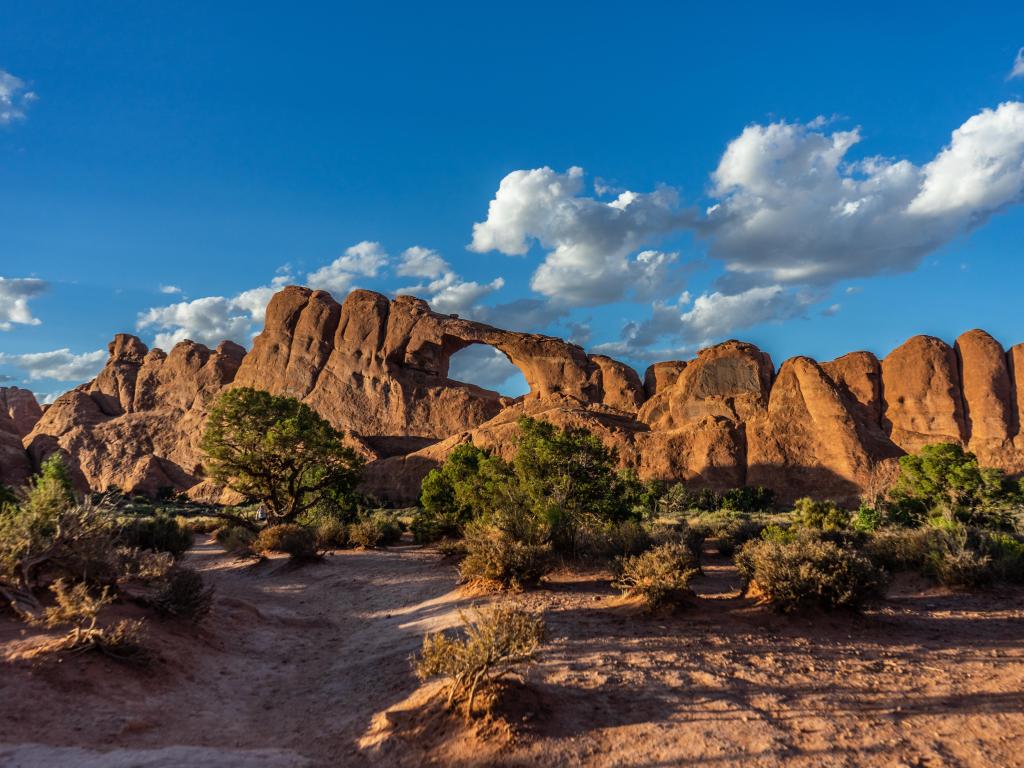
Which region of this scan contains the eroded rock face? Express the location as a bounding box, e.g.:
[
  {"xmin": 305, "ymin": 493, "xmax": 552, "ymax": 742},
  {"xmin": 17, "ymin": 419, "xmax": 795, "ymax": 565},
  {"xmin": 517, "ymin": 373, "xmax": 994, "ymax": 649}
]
[
  {"xmin": 25, "ymin": 337, "xmax": 244, "ymax": 496},
  {"xmin": 882, "ymin": 336, "xmax": 966, "ymax": 452},
  {"xmin": 0, "ymin": 387, "xmax": 42, "ymax": 438},
  {"xmin": 0, "ymin": 408, "xmax": 32, "ymax": 489},
  {"xmin": 27, "ymin": 284, "xmax": 1024, "ymax": 506}
]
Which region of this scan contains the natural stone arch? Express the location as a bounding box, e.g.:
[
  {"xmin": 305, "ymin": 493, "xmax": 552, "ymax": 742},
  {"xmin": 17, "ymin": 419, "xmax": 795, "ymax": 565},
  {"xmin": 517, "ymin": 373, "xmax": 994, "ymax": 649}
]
[{"xmin": 444, "ymin": 340, "xmax": 530, "ymax": 398}]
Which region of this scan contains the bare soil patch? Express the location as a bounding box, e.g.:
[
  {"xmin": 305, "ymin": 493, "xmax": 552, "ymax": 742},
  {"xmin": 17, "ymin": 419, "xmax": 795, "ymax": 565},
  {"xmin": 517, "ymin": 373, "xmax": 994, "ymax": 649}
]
[{"xmin": 2, "ymin": 539, "xmax": 1023, "ymax": 767}]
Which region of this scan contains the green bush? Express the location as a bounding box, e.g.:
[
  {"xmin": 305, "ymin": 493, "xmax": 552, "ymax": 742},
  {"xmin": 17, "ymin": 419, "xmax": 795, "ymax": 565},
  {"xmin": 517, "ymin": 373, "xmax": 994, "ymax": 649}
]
[
  {"xmin": 720, "ymin": 486, "xmax": 775, "ymax": 513},
  {"xmin": 176, "ymin": 515, "xmax": 222, "ymax": 534},
  {"xmin": 985, "ymin": 532, "xmax": 1024, "ymax": 582},
  {"xmin": 659, "ymin": 483, "xmax": 720, "ymax": 516},
  {"xmin": 614, "ymin": 541, "xmax": 700, "ymax": 611},
  {"xmin": 254, "ymin": 524, "xmax": 319, "ymax": 560},
  {"xmin": 737, "ymin": 532, "xmax": 888, "ymax": 612},
  {"xmin": 792, "ymin": 497, "xmax": 849, "ymax": 531},
  {"xmin": 690, "ymin": 512, "xmax": 765, "ymax": 557},
  {"xmin": 865, "ymin": 528, "xmax": 934, "ymax": 572},
  {"xmin": 348, "ymin": 512, "xmax": 403, "ymax": 549},
  {"xmin": 119, "ymin": 513, "xmax": 193, "ymax": 558},
  {"xmin": 214, "ymin": 525, "xmax": 257, "ymax": 556},
  {"xmin": 575, "ymin": 519, "xmax": 653, "ymax": 561},
  {"xmin": 924, "ymin": 528, "xmax": 992, "ymax": 588},
  {"xmin": 851, "ymin": 504, "xmax": 882, "ymax": 532},
  {"xmin": 459, "ymin": 521, "xmax": 552, "ymax": 590},
  {"xmin": 152, "ymin": 567, "xmax": 214, "ymax": 623},
  {"xmin": 415, "ymin": 603, "xmax": 545, "ymax": 719}
]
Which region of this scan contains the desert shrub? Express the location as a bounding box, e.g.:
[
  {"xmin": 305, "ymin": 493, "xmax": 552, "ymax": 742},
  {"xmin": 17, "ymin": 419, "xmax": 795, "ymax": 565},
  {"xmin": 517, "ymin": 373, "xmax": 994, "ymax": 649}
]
[
  {"xmin": 576, "ymin": 519, "xmax": 652, "ymax": 561},
  {"xmin": 659, "ymin": 483, "xmax": 720, "ymax": 517},
  {"xmin": 32, "ymin": 579, "xmax": 146, "ymax": 661},
  {"xmin": 119, "ymin": 513, "xmax": 193, "ymax": 558},
  {"xmin": 214, "ymin": 525, "xmax": 257, "ymax": 556},
  {"xmin": 851, "ymin": 504, "xmax": 883, "ymax": 532},
  {"xmin": 176, "ymin": 515, "xmax": 222, "ymax": 534},
  {"xmin": 721, "ymin": 486, "xmax": 775, "ymax": 513},
  {"xmin": 924, "ymin": 527, "xmax": 992, "ymax": 588},
  {"xmin": 348, "ymin": 512, "xmax": 403, "ymax": 549},
  {"xmin": 436, "ymin": 537, "xmax": 468, "ymax": 559},
  {"xmin": 459, "ymin": 521, "xmax": 552, "ymax": 590},
  {"xmin": 118, "ymin": 548, "xmax": 175, "ymax": 581},
  {"xmin": 865, "ymin": 528, "xmax": 935, "ymax": 572},
  {"xmin": 415, "ymin": 603, "xmax": 545, "ymax": 718},
  {"xmin": 416, "ymin": 443, "xmax": 497, "ymax": 543},
  {"xmin": 0, "ymin": 492, "xmax": 118, "ymax": 615},
  {"xmin": 690, "ymin": 512, "xmax": 765, "ymax": 557},
  {"xmin": 737, "ymin": 532, "xmax": 887, "ymax": 612},
  {"xmin": 314, "ymin": 516, "xmax": 349, "ymax": 549},
  {"xmin": 614, "ymin": 541, "xmax": 700, "ymax": 611},
  {"xmin": 152, "ymin": 567, "xmax": 214, "ymax": 623},
  {"xmin": 985, "ymin": 532, "xmax": 1024, "ymax": 582},
  {"xmin": 410, "ymin": 507, "xmax": 464, "ymax": 545},
  {"xmin": 792, "ymin": 497, "xmax": 849, "ymax": 531},
  {"xmin": 0, "ymin": 484, "xmax": 16, "ymax": 506},
  {"xmin": 254, "ymin": 524, "xmax": 319, "ymax": 560}
]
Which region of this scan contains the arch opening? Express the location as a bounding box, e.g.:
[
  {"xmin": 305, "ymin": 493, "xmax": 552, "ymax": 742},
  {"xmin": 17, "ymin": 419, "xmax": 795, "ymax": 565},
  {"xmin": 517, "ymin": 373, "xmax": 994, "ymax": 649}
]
[{"xmin": 447, "ymin": 343, "xmax": 530, "ymax": 398}]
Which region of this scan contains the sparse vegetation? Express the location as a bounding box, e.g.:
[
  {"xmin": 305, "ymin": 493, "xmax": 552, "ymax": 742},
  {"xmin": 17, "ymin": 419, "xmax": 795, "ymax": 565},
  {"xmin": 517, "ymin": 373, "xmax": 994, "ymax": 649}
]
[
  {"xmin": 792, "ymin": 497, "xmax": 850, "ymax": 531},
  {"xmin": 151, "ymin": 567, "xmax": 214, "ymax": 623},
  {"xmin": 214, "ymin": 525, "xmax": 257, "ymax": 557},
  {"xmin": 415, "ymin": 602, "xmax": 545, "ymax": 719},
  {"xmin": 348, "ymin": 511, "xmax": 403, "ymax": 549},
  {"xmin": 459, "ymin": 520, "xmax": 552, "ymax": 590},
  {"xmin": 737, "ymin": 530, "xmax": 887, "ymax": 612},
  {"xmin": 254, "ymin": 523, "xmax": 319, "ymax": 560},
  {"xmin": 31, "ymin": 579, "xmax": 147, "ymax": 661},
  {"xmin": 119, "ymin": 512, "xmax": 193, "ymax": 557},
  {"xmin": 614, "ymin": 541, "xmax": 700, "ymax": 611}
]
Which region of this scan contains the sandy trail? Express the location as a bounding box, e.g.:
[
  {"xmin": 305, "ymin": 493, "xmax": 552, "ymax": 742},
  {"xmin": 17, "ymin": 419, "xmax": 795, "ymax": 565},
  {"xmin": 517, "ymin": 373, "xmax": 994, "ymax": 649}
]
[{"xmin": 2, "ymin": 540, "xmax": 1024, "ymax": 767}]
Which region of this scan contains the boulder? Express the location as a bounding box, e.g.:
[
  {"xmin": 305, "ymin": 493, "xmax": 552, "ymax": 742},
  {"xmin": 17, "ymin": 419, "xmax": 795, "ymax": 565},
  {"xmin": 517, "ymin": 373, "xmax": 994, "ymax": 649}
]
[
  {"xmin": 0, "ymin": 387, "xmax": 42, "ymax": 437},
  {"xmin": 643, "ymin": 361, "xmax": 687, "ymax": 399}
]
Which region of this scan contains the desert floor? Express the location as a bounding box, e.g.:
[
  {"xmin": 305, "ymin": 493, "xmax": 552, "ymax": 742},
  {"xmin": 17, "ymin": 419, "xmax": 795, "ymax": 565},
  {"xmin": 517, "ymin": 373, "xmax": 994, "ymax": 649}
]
[{"xmin": 2, "ymin": 538, "xmax": 1024, "ymax": 768}]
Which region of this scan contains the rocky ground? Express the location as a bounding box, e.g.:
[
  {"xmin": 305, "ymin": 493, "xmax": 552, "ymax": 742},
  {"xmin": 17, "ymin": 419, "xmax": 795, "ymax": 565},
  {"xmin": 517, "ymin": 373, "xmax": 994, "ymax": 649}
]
[{"xmin": 2, "ymin": 539, "xmax": 1023, "ymax": 767}]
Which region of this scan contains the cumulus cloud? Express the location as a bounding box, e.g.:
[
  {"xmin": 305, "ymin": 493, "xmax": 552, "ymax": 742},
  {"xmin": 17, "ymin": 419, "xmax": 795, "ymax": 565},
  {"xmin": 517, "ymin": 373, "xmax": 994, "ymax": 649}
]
[
  {"xmin": 705, "ymin": 102, "xmax": 1024, "ymax": 287},
  {"xmin": 0, "ymin": 70, "xmax": 35, "ymax": 124},
  {"xmin": 448, "ymin": 344, "xmax": 529, "ymax": 394},
  {"xmin": 137, "ymin": 275, "xmax": 290, "ymax": 350},
  {"xmin": 0, "ymin": 348, "xmax": 107, "ymax": 381},
  {"xmin": 470, "ymin": 166, "xmax": 694, "ymax": 306},
  {"xmin": 305, "ymin": 241, "xmax": 388, "ymax": 296},
  {"xmin": 1009, "ymin": 48, "xmax": 1024, "ymax": 80},
  {"xmin": 159, "ymin": 284, "xmax": 182, "ymax": 295},
  {"xmin": 396, "ymin": 246, "xmax": 448, "ymax": 279},
  {"xmin": 400, "ymin": 271, "xmax": 505, "ymax": 316},
  {"xmin": 0, "ymin": 277, "xmax": 47, "ymax": 330}
]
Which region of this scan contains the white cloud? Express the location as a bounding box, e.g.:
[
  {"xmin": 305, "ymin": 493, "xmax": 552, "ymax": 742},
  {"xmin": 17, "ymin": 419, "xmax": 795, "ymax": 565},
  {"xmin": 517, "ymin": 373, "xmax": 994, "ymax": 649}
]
[
  {"xmin": 1009, "ymin": 48, "xmax": 1024, "ymax": 80},
  {"xmin": 0, "ymin": 348, "xmax": 107, "ymax": 381},
  {"xmin": 0, "ymin": 70, "xmax": 35, "ymax": 125},
  {"xmin": 159, "ymin": 284, "xmax": 182, "ymax": 295},
  {"xmin": 470, "ymin": 166, "xmax": 693, "ymax": 306},
  {"xmin": 305, "ymin": 241, "xmax": 388, "ymax": 296},
  {"xmin": 447, "ymin": 344, "xmax": 529, "ymax": 394},
  {"xmin": 137, "ymin": 275, "xmax": 290, "ymax": 350},
  {"xmin": 401, "ymin": 272, "xmax": 505, "ymax": 317},
  {"xmin": 705, "ymin": 102, "xmax": 1024, "ymax": 287},
  {"xmin": 0, "ymin": 277, "xmax": 47, "ymax": 330},
  {"xmin": 396, "ymin": 246, "xmax": 448, "ymax": 279}
]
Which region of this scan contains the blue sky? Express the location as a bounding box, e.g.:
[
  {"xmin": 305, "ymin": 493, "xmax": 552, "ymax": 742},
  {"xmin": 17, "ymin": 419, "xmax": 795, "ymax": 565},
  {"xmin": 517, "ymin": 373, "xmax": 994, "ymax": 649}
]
[{"xmin": 2, "ymin": 2, "xmax": 1024, "ymax": 399}]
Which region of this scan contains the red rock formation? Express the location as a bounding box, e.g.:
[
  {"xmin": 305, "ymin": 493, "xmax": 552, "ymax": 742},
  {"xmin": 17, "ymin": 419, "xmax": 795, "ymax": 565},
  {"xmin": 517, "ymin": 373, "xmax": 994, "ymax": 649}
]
[
  {"xmin": 0, "ymin": 387, "xmax": 42, "ymax": 437},
  {"xmin": 25, "ymin": 284, "xmax": 1024, "ymax": 506},
  {"xmin": 881, "ymin": 335, "xmax": 966, "ymax": 452}
]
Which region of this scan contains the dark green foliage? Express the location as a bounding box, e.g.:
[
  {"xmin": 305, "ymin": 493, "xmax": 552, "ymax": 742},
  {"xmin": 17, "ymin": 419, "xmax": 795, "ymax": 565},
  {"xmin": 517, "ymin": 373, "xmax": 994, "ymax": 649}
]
[
  {"xmin": 924, "ymin": 527, "xmax": 992, "ymax": 588},
  {"xmin": 689, "ymin": 511, "xmax": 765, "ymax": 557},
  {"xmin": 459, "ymin": 521, "xmax": 552, "ymax": 589},
  {"xmin": 152, "ymin": 567, "xmax": 214, "ymax": 623},
  {"xmin": 614, "ymin": 541, "xmax": 700, "ymax": 611},
  {"xmin": 254, "ymin": 523, "xmax": 319, "ymax": 560},
  {"xmin": 119, "ymin": 513, "xmax": 193, "ymax": 558},
  {"xmin": 201, "ymin": 387, "xmax": 364, "ymax": 526},
  {"xmin": 985, "ymin": 532, "xmax": 1024, "ymax": 582},
  {"xmin": 720, "ymin": 486, "xmax": 774, "ymax": 513},
  {"xmin": 851, "ymin": 504, "xmax": 882, "ymax": 532},
  {"xmin": 0, "ymin": 484, "xmax": 16, "ymax": 506},
  {"xmin": 737, "ymin": 531, "xmax": 888, "ymax": 612},
  {"xmin": 659, "ymin": 484, "xmax": 720, "ymax": 516},
  {"xmin": 792, "ymin": 497, "xmax": 850, "ymax": 532},
  {"xmin": 347, "ymin": 512, "xmax": 403, "ymax": 549}
]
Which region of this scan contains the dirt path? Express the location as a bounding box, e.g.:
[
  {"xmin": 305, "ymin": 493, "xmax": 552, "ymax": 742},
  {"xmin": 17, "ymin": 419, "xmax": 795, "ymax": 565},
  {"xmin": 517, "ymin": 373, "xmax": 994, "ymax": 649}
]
[{"xmin": 2, "ymin": 543, "xmax": 1024, "ymax": 767}]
